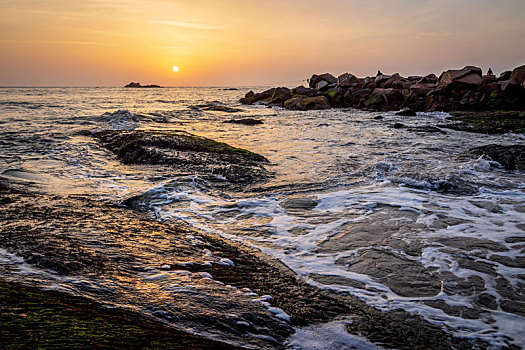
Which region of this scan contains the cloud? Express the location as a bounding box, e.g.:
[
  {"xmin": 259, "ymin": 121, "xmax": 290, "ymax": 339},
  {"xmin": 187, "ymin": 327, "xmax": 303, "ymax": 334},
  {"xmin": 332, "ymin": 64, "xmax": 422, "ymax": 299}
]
[
  {"xmin": 0, "ymin": 40, "xmax": 116, "ymax": 46},
  {"xmin": 149, "ymin": 20, "xmax": 218, "ymax": 30}
]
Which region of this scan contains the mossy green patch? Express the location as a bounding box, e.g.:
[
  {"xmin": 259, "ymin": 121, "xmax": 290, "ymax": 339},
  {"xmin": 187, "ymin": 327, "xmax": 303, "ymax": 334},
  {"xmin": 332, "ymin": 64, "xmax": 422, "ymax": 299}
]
[
  {"xmin": 440, "ymin": 110, "xmax": 525, "ymax": 134},
  {"xmin": 0, "ymin": 279, "xmax": 236, "ymax": 349}
]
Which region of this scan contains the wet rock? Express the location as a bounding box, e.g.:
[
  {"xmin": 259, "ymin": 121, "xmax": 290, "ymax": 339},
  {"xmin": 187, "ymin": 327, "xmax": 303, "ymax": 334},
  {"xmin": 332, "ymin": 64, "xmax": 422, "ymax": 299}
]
[
  {"xmin": 0, "ymin": 184, "xmax": 493, "ymax": 350},
  {"xmin": 392, "ymin": 122, "xmax": 405, "ymax": 129},
  {"xmin": 440, "ymin": 272, "xmax": 486, "ymax": 297},
  {"xmin": 283, "ymin": 95, "xmax": 330, "ymax": 111},
  {"xmin": 490, "ymin": 255, "xmax": 525, "ymax": 268},
  {"xmin": 440, "ymin": 111, "xmax": 525, "ymax": 134},
  {"xmin": 309, "ymin": 274, "xmax": 367, "ymax": 290},
  {"xmin": 93, "ymin": 130, "xmax": 269, "ymax": 186},
  {"xmin": 424, "ymin": 299, "xmax": 482, "ymax": 319},
  {"xmin": 373, "ymin": 115, "xmax": 383, "ymax": 120},
  {"xmin": 477, "ymin": 293, "xmax": 498, "ymax": 310},
  {"xmin": 395, "ymin": 109, "xmax": 417, "ymax": 116},
  {"xmin": 406, "ymin": 126, "xmax": 447, "ymax": 134},
  {"xmin": 434, "ymin": 236, "xmax": 507, "ymax": 252},
  {"xmin": 495, "ymin": 277, "xmax": 525, "ymax": 317},
  {"xmin": 339, "ymin": 249, "xmax": 441, "ymax": 297},
  {"xmin": 317, "ymin": 207, "xmax": 422, "ymax": 254},
  {"xmin": 469, "ymin": 200, "xmax": 503, "ymax": 213},
  {"xmin": 456, "ymin": 256, "xmax": 498, "ymax": 276},
  {"xmin": 469, "ymin": 144, "xmax": 525, "ymax": 170},
  {"xmin": 280, "ymin": 197, "xmax": 318, "ymax": 211},
  {"xmin": 223, "ymin": 118, "xmax": 264, "ymax": 125},
  {"xmin": 240, "ymin": 87, "xmax": 290, "ymax": 106},
  {"xmin": 510, "ymin": 64, "xmax": 525, "ymax": 84},
  {"xmin": 291, "ymin": 85, "xmax": 319, "ymax": 97},
  {"xmin": 202, "ymin": 105, "xmax": 244, "ymax": 113}
]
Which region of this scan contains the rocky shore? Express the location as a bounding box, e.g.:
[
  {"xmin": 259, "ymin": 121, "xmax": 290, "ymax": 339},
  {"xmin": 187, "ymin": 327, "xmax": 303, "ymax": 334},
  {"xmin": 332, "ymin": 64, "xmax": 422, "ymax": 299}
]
[
  {"xmin": 241, "ymin": 64, "xmax": 525, "ymax": 112},
  {"xmin": 0, "ymin": 181, "xmax": 489, "ymax": 349}
]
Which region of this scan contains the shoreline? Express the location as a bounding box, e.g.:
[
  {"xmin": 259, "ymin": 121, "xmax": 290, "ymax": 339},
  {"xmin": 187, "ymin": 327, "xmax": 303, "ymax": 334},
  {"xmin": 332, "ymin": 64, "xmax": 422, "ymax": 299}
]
[{"xmin": 0, "ymin": 181, "xmax": 487, "ymax": 349}]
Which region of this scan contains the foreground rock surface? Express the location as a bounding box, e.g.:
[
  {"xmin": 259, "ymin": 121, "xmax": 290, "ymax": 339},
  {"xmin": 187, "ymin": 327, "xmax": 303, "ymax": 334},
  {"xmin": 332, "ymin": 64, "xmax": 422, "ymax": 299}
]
[
  {"xmin": 240, "ymin": 64, "xmax": 525, "ymax": 112},
  {"xmin": 0, "ymin": 182, "xmax": 486, "ymax": 349},
  {"xmin": 94, "ymin": 130, "xmax": 270, "ymax": 188}
]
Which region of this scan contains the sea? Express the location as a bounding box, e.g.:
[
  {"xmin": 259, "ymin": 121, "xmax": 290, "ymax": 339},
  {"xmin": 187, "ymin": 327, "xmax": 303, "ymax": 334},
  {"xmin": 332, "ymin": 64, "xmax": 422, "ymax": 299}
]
[{"xmin": 0, "ymin": 87, "xmax": 524, "ymax": 349}]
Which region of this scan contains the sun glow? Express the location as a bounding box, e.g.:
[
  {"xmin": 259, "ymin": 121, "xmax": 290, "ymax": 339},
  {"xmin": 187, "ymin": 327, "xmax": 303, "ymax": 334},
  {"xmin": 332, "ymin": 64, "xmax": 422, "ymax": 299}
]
[{"xmin": 172, "ymin": 65, "xmax": 180, "ymax": 72}]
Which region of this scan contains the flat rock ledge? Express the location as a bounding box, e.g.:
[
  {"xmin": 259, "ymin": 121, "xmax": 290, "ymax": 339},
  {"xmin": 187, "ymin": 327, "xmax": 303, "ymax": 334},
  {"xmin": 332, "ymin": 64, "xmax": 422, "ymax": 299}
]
[
  {"xmin": 240, "ymin": 64, "xmax": 525, "ymax": 112},
  {"xmin": 0, "ymin": 182, "xmax": 487, "ymax": 349},
  {"xmin": 94, "ymin": 130, "xmax": 270, "ymax": 187}
]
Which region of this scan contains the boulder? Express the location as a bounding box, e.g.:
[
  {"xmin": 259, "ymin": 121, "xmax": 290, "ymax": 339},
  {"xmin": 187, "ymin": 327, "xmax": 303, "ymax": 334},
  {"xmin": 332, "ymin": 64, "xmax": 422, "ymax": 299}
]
[
  {"xmin": 438, "ymin": 66, "xmax": 482, "ymax": 89},
  {"xmin": 94, "ymin": 130, "xmax": 269, "ymax": 186},
  {"xmin": 223, "ymin": 118, "xmax": 264, "ymax": 125},
  {"xmin": 375, "ymin": 74, "xmax": 392, "ymax": 86},
  {"xmin": 410, "ymin": 83, "xmax": 436, "ymax": 97},
  {"xmin": 240, "ymin": 88, "xmax": 273, "ymax": 104},
  {"xmin": 337, "ymin": 73, "xmax": 358, "ymax": 87},
  {"xmin": 309, "ymin": 73, "xmax": 337, "ymax": 89},
  {"xmin": 292, "ymin": 85, "xmax": 319, "ymax": 97},
  {"xmin": 481, "ymin": 74, "xmax": 496, "ymax": 85},
  {"xmin": 283, "ymin": 95, "xmax": 331, "ymax": 111},
  {"xmin": 383, "ymin": 74, "xmax": 403, "ymax": 89},
  {"xmin": 396, "ymin": 109, "xmax": 417, "ymax": 116},
  {"xmin": 469, "ymin": 144, "xmax": 525, "ymax": 170},
  {"xmin": 418, "ymin": 74, "xmax": 438, "ymax": 84},
  {"xmin": 510, "ymin": 64, "xmax": 525, "ymax": 84},
  {"xmin": 266, "ymin": 87, "xmax": 292, "ymax": 106},
  {"xmin": 499, "ymin": 80, "xmax": 524, "ymax": 100},
  {"xmin": 240, "ymin": 87, "xmax": 290, "ymax": 105},
  {"xmin": 497, "ymin": 71, "xmax": 512, "ymax": 81}
]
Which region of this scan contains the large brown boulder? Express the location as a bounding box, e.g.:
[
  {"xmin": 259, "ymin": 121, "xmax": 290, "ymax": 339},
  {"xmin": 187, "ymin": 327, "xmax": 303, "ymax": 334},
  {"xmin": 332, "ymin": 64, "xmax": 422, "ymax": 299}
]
[
  {"xmin": 309, "ymin": 73, "xmax": 337, "ymax": 90},
  {"xmin": 418, "ymin": 74, "xmax": 438, "ymax": 84},
  {"xmin": 266, "ymin": 87, "xmax": 292, "ymax": 106},
  {"xmin": 410, "ymin": 83, "xmax": 436, "ymax": 97},
  {"xmin": 240, "ymin": 87, "xmax": 290, "ymax": 105},
  {"xmin": 438, "ymin": 66, "xmax": 482, "ymax": 89},
  {"xmin": 283, "ymin": 95, "xmax": 331, "ymax": 110},
  {"xmin": 337, "ymin": 73, "xmax": 358, "ymax": 87},
  {"xmin": 510, "ymin": 64, "xmax": 525, "ymax": 84}
]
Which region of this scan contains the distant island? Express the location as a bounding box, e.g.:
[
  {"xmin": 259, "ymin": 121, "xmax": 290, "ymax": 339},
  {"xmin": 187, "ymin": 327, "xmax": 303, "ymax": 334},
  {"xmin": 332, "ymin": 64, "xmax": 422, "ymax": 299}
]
[{"xmin": 124, "ymin": 82, "xmax": 163, "ymax": 88}]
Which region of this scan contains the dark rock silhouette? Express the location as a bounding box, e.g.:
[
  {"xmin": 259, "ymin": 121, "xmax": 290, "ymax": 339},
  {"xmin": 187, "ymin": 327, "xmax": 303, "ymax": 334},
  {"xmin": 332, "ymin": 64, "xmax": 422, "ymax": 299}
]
[
  {"xmin": 240, "ymin": 64, "xmax": 525, "ymax": 112},
  {"xmin": 124, "ymin": 82, "xmax": 162, "ymax": 88}
]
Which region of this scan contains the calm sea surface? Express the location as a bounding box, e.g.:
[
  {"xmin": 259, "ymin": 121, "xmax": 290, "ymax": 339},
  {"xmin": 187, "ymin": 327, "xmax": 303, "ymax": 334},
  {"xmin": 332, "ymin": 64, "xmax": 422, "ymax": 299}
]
[{"xmin": 1, "ymin": 87, "xmax": 524, "ymax": 348}]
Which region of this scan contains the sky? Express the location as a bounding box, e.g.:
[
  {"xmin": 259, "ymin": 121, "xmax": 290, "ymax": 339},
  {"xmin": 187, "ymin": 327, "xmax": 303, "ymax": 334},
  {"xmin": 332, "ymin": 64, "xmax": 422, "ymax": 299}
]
[{"xmin": 0, "ymin": 0, "xmax": 524, "ymax": 87}]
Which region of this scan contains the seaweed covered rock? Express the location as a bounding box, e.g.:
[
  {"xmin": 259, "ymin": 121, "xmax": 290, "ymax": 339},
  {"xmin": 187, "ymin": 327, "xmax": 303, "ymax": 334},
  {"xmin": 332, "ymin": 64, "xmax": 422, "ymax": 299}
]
[
  {"xmin": 439, "ymin": 111, "xmax": 525, "ymax": 134},
  {"xmin": 94, "ymin": 130, "xmax": 270, "ymax": 186},
  {"xmin": 283, "ymin": 95, "xmax": 331, "ymax": 111},
  {"xmin": 469, "ymin": 144, "xmax": 525, "ymax": 170}
]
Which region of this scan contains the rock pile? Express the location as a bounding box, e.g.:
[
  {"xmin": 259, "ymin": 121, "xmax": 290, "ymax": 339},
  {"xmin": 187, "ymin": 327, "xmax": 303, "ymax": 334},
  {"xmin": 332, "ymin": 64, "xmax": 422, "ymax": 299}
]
[{"xmin": 240, "ymin": 65, "xmax": 525, "ymax": 112}]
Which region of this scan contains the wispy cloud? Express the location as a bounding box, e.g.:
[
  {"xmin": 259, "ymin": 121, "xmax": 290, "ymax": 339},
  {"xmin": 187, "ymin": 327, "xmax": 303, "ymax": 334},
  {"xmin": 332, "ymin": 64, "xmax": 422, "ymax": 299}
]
[
  {"xmin": 0, "ymin": 40, "xmax": 114, "ymax": 46},
  {"xmin": 149, "ymin": 20, "xmax": 218, "ymax": 30}
]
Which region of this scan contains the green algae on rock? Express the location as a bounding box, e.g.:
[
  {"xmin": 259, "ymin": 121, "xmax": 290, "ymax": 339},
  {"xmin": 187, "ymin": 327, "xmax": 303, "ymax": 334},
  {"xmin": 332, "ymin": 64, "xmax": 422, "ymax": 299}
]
[
  {"xmin": 94, "ymin": 130, "xmax": 270, "ymax": 186},
  {"xmin": 0, "ymin": 279, "xmax": 237, "ymax": 350},
  {"xmin": 440, "ymin": 110, "xmax": 525, "ymax": 134}
]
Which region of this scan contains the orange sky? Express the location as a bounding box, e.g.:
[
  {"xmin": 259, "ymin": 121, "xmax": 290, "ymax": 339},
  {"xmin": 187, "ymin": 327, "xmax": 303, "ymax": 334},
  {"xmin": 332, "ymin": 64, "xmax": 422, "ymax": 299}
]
[{"xmin": 1, "ymin": 0, "xmax": 524, "ymax": 86}]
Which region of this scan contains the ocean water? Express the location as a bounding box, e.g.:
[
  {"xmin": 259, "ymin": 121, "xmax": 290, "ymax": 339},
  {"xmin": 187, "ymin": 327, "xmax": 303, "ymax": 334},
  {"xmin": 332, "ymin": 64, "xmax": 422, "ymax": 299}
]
[{"xmin": 0, "ymin": 87, "xmax": 524, "ymax": 348}]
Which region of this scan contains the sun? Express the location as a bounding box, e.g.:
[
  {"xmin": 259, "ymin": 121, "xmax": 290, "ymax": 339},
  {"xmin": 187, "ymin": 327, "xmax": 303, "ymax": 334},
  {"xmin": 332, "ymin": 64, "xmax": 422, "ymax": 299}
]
[{"xmin": 172, "ymin": 65, "xmax": 180, "ymax": 72}]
